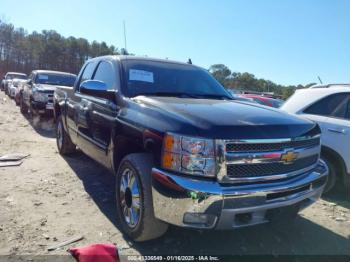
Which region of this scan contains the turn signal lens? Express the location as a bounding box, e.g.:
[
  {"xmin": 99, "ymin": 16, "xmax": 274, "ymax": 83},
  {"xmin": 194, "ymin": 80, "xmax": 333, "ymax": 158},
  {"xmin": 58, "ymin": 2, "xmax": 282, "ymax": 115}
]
[{"xmin": 163, "ymin": 134, "xmax": 174, "ymax": 152}]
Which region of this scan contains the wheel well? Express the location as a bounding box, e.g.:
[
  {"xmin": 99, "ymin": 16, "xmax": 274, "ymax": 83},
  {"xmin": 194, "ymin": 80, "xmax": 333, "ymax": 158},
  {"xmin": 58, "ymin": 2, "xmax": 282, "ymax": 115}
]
[
  {"xmin": 321, "ymin": 145, "xmax": 346, "ymax": 185},
  {"xmin": 111, "ymin": 135, "xmax": 145, "ymax": 173}
]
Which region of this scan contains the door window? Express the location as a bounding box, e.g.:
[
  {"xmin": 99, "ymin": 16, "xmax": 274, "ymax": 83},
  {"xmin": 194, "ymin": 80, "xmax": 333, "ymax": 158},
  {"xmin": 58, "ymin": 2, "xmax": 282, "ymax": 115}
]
[
  {"xmin": 304, "ymin": 93, "xmax": 350, "ymax": 119},
  {"xmin": 93, "ymin": 61, "xmax": 116, "ymax": 89},
  {"xmin": 77, "ymin": 62, "xmax": 97, "ymax": 92}
]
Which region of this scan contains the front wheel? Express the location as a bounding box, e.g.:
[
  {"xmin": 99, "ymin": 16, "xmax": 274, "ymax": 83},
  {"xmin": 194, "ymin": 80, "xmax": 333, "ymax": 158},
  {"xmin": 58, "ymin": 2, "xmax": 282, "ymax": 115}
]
[{"xmin": 116, "ymin": 153, "xmax": 168, "ymax": 241}]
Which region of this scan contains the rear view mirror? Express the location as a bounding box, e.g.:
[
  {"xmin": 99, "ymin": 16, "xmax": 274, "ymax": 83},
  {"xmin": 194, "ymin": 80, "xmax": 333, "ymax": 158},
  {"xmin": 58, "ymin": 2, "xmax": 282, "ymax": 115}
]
[{"xmin": 80, "ymin": 80, "xmax": 116, "ymax": 101}]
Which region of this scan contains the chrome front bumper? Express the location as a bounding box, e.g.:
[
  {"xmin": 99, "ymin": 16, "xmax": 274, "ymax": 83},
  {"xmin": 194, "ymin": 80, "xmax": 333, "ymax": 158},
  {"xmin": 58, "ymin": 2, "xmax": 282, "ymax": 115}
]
[{"xmin": 151, "ymin": 160, "xmax": 328, "ymax": 229}]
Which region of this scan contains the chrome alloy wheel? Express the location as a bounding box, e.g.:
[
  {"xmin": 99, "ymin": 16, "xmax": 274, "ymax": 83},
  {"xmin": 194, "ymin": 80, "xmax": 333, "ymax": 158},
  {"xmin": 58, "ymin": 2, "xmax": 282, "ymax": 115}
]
[
  {"xmin": 57, "ymin": 120, "xmax": 63, "ymax": 150},
  {"xmin": 119, "ymin": 168, "xmax": 141, "ymax": 228}
]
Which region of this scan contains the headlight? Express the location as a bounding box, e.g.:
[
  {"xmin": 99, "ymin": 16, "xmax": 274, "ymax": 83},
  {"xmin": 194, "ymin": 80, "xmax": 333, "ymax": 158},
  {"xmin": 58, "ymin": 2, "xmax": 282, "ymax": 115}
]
[
  {"xmin": 162, "ymin": 133, "xmax": 216, "ymax": 177},
  {"xmin": 33, "ymin": 91, "xmax": 48, "ymax": 102}
]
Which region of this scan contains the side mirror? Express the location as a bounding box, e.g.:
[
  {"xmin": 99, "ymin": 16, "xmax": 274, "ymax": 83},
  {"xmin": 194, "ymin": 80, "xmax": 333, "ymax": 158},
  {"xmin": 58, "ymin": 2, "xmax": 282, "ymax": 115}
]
[
  {"xmin": 27, "ymin": 79, "xmax": 32, "ymax": 85},
  {"xmin": 80, "ymin": 80, "xmax": 116, "ymax": 101}
]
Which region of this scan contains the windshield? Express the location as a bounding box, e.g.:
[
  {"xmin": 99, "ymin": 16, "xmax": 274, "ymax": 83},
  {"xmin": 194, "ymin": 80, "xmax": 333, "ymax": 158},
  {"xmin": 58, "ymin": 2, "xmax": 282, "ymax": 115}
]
[
  {"xmin": 6, "ymin": 74, "xmax": 27, "ymax": 80},
  {"xmin": 35, "ymin": 73, "xmax": 76, "ymax": 87},
  {"xmin": 122, "ymin": 60, "xmax": 232, "ymax": 99}
]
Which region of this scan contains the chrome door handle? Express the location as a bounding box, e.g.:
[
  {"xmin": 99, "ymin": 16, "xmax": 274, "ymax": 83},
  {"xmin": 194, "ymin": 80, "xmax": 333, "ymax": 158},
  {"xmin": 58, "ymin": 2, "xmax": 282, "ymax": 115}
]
[{"xmin": 327, "ymin": 128, "xmax": 347, "ymax": 134}]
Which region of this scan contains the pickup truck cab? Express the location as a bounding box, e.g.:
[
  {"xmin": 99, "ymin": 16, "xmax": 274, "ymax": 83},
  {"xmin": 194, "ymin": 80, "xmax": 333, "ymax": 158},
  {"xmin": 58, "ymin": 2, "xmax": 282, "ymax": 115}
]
[
  {"xmin": 54, "ymin": 56, "xmax": 328, "ymax": 241},
  {"xmin": 20, "ymin": 70, "xmax": 76, "ymax": 116}
]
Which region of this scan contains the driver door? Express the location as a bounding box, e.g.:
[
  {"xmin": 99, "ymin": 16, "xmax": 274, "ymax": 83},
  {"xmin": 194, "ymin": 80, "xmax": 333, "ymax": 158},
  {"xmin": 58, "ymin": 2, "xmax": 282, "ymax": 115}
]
[{"xmin": 76, "ymin": 59, "xmax": 119, "ymax": 168}]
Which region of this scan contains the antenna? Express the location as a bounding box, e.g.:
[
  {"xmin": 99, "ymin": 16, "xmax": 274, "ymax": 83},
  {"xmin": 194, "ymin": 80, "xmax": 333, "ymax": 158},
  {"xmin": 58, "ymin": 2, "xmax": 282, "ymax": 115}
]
[
  {"xmin": 317, "ymin": 76, "xmax": 323, "ymax": 84},
  {"xmin": 123, "ymin": 20, "xmax": 127, "ymax": 54}
]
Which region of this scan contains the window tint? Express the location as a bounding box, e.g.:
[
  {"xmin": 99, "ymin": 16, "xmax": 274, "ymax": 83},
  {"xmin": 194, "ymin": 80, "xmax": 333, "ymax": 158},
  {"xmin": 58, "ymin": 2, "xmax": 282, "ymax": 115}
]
[
  {"xmin": 93, "ymin": 61, "xmax": 116, "ymax": 89},
  {"xmin": 35, "ymin": 74, "xmax": 76, "ymax": 87},
  {"xmin": 80, "ymin": 62, "xmax": 96, "ymax": 84},
  {"xmin": 6, "ymin": 74, "xmax": 27, "ymax": 80},
  {"xmin": 304, "ymin": 93, "xmax": 350, "ymax": 119}
]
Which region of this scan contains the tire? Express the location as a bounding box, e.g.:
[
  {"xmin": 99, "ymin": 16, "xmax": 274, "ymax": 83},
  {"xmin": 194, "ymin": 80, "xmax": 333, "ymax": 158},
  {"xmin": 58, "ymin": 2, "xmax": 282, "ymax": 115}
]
[
  {"xmin": 20, "ymin": 96, "xmax": 28, "ymax": 114},
  {"xmin": 322, "ymin": 156, "xmax": 337, "ymax": 194},
  {"xmin": 56, "ymin": 115, "xmax": 76, "ymax": 155},
  {"xmin": 116, "ymin": 153, "xmax": 168, "ymax": 241}
]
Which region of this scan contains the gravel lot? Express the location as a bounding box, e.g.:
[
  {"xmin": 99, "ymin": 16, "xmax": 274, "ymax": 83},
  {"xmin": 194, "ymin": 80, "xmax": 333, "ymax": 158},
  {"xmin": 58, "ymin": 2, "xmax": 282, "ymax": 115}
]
[{"xmin": 0, "ymin": 91, "xmax": 350, "ymax": 260}]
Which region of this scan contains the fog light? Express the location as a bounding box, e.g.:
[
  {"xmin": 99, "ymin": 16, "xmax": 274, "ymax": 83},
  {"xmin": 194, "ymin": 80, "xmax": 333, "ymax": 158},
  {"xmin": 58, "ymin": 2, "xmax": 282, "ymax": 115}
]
[{"xmin": 183, "ymin": 213, "xmax": 216, "ymax": 228}]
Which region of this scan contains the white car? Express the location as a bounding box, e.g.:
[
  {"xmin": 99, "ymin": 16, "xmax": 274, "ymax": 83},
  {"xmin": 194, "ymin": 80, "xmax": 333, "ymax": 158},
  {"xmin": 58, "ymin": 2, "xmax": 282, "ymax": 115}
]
[
  {"xmin": 309, "ymin": 83, "xmax": 350, "ymax": 89},
  {"xmin": 9, "ymin": 79, "xmax": 27, "ymax": 98},
  {"xmin": 281, "ymin": 86, "xmax": 350, "ymax": 193}
]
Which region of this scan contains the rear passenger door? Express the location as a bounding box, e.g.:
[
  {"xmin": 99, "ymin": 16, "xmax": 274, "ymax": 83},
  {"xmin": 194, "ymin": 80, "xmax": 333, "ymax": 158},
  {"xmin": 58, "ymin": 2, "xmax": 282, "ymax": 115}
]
[
  {"xmin": 323, "ymin": 94, "xmax": 350, "ymax": 174},
  {"xmin": 303, "ymin": 93, "xmax": 350, "ymax": 173}
]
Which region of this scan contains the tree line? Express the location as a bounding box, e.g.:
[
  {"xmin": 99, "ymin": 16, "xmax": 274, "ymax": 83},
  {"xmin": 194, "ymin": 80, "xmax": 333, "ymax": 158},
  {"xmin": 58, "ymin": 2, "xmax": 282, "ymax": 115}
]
[
  {"xmin": 1, "ymin": 20, "xmax": 311, "ymax": 98},
  {"xmin": 209, "ymin": 64, "xmax": 316, "ymax": 99},
  {"xmin": 0, "ymin": 19, "xmax": 121, "ymax": 76}
]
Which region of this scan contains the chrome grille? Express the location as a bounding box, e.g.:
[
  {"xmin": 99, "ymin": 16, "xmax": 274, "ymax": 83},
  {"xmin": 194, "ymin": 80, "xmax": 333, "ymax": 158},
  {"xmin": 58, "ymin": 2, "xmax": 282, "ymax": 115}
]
[
  {"xmin": 218, "ymin": 135, "xmax": 321, "ymax": 183},
  {"xmin": 226, "ymin": 137, "xmax": 320, "ymax": 152},
  {"xmin": 227, "ymin": 155, "xmax": 318, "ymax": 178},
  {"xmin": 48, "ymin": 94, "xmax": 53, "ymax": 103}
]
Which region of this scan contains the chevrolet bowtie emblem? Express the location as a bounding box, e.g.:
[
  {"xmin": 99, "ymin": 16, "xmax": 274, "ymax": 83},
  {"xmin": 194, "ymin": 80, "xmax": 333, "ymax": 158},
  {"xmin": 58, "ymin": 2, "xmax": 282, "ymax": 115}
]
[{"xmin": 281, "ymin": 150, "xmax": 298, "ymax": 164}]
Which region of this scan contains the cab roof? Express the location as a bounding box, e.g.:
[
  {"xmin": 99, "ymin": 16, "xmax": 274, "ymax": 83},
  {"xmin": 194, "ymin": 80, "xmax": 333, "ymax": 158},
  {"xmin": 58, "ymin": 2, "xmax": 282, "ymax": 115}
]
[
  {"xmin": 32, "ymin": 70, "xmax": 76, "ymax": 76},
  {"xmin": 6, "ymin": 72, "xmax": 27, "ymax": 76},
  {"xmin": 281, "ymin": 86, "xmax": 350, "ymax": 114},
  {"xmin": 90, "ymin": 55, "xmax": 199, "ymax": 68}
]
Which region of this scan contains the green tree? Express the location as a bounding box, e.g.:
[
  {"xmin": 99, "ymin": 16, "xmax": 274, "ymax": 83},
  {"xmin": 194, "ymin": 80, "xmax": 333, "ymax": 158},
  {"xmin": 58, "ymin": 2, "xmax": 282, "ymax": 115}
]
[
  {"xmin": 209, "ymin": 64, "xmax": 231, "ymax": 86},
  {"xmin": 0, "ymin": 20, "xmax": 120, "ymax": 76}
]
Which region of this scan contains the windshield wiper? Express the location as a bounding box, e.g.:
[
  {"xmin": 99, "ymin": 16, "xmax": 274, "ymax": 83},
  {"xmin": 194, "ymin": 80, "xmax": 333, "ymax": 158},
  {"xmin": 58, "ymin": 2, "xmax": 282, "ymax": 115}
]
[
  {"xmin": 192, "ymin": 94, "xmax": 233, "ymax": 100},
  {"xmin": 135, "ymin": 92, "xmax": 200, "ymax": 98}
]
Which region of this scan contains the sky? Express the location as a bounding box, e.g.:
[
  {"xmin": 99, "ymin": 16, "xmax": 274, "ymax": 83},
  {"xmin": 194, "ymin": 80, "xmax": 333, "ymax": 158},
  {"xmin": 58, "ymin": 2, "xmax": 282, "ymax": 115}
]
[{"xmin": 1, "ymin": 0, "xmax": 349, "ymax": 86}]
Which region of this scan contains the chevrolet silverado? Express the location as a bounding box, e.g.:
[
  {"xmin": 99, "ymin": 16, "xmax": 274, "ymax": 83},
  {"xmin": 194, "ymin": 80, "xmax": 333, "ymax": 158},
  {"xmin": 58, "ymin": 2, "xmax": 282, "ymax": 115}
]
[{"xmin": 54, "ymin": 55, "xmax": 328, "ymax": 241}]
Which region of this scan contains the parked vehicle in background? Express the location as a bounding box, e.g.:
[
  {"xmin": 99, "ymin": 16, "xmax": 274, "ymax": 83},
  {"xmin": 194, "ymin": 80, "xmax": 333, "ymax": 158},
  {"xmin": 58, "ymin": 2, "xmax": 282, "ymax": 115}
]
[
  {"xmin": 20, "ymin": 70, "xmax": 76, "ymax": 116},
  {"xmin": 309, "ymin": 83, "xmax": 350, "ymax": 89},
  {"xmin": 8, "ymin": 79, "xmax": 27, "ymax": 99},
  {"xmin": 54, "ymin": 55, "xmax": 327, "ymax": 241},
  {"xmin": 232, "ymin": 94, "xmax": 257, "ymax": 104},
  {"xmin": 14, "ymin": 80, "xmax": 27, "ymax": 106},
  {"xmin": 238, "ymin": 94, "xmax": 284, "ymax": 108},
  {"xmin": 1, "ymin": 72, "xmax": 27, "ymax": 94},
  {"xmin": 281, "ymin": 86, "xmax": 350, "ymax": 193}
]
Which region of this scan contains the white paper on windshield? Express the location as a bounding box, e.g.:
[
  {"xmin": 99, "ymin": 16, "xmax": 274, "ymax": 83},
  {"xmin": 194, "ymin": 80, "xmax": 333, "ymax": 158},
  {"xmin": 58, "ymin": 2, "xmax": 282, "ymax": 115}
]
[
  {"xmin": 38, "ymin": 75, "xmax": 49, "ymax": 80},
  {"xmin": 129, "ymin": 69, "xmax": 154, "ymax": 83}
]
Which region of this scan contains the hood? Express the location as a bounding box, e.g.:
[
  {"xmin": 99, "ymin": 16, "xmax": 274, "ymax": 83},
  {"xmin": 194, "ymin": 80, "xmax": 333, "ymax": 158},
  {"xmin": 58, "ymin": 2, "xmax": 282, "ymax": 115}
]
[
  {"xmin": 127, "ymin": 96, "xmax": 318, "ymax": 140},
  {"xmin": 34, "ymin": 84, "xmax": 59, "ymax": 92}
]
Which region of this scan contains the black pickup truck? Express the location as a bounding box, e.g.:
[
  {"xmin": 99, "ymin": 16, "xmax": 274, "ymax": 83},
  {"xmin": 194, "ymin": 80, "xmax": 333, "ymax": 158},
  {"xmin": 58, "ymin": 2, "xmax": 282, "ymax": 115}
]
[{"xmin": 54, "ymin": 55, "xmax": 328, "ymax": 241}]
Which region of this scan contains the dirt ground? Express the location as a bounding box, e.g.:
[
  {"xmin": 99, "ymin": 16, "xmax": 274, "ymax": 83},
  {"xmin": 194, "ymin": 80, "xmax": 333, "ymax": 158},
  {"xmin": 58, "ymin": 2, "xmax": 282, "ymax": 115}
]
[{"xmin": 0, "ymin": 90, "xmax": 350, "ymax": 260}]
